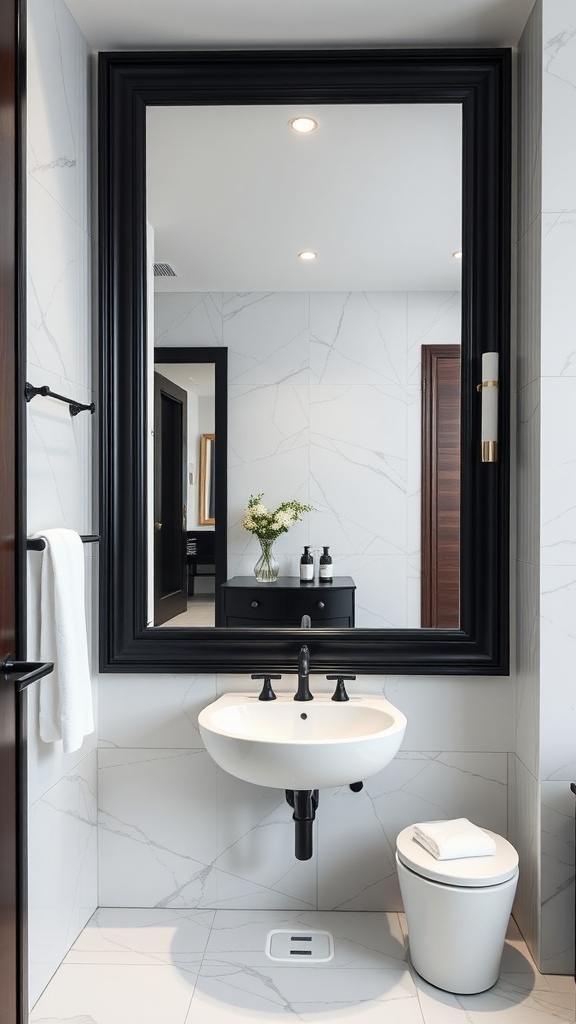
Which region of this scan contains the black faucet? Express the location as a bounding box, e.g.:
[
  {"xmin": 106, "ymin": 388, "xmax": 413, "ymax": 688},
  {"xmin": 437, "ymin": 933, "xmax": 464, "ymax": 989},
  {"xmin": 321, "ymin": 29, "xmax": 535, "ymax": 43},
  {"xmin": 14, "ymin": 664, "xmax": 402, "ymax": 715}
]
[{"xmin": 295, "ymin": 644, "xmax": 313, "ymax": 701}]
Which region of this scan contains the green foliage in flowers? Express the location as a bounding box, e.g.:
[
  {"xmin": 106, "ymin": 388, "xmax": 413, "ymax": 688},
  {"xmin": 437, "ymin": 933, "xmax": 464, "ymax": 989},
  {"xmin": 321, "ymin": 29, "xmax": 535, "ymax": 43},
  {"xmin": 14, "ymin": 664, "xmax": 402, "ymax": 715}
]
[{"xmin": 242, "ymin": 493, "xmax": 313, "ymax": 541}]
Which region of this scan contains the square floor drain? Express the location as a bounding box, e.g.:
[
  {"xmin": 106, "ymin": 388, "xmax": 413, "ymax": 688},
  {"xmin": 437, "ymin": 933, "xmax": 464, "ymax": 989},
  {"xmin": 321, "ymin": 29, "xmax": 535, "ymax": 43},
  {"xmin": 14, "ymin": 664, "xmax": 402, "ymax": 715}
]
[{"xmin": 265, "ymin": 929, "xmax": 334, "ymax": 963}]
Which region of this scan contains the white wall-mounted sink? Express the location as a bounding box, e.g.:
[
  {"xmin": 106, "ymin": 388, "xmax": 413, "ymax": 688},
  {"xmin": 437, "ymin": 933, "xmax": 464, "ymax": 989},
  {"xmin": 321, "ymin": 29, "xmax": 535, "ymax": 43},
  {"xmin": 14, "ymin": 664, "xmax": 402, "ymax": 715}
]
[{"xmin": 198, "ymin": 692, "xmax": 407, "ymax": 790}]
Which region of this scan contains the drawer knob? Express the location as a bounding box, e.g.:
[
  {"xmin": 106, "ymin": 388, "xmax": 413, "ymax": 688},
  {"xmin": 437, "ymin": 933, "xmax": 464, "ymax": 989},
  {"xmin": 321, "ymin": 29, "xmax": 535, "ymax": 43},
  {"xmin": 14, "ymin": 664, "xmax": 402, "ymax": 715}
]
[
  {"xmin": 317, "ymin": 601, "xmax": 325, "ymax": 609},
  {"xmin": 251, "ymin": 600, "xmax": 260, "ymax": 608}
]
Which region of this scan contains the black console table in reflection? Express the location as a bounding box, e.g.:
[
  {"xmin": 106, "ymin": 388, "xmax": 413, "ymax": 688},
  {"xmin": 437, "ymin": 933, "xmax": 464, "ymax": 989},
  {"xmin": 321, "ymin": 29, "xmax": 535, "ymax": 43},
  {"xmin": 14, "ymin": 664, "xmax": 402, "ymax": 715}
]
[
  {"xmin": 186, "ymin": 531, "xmax": 215, "ymax": 596},
  {"xmin": 221, "ymin": 576, "xmax": 356, "ymax": 627}
]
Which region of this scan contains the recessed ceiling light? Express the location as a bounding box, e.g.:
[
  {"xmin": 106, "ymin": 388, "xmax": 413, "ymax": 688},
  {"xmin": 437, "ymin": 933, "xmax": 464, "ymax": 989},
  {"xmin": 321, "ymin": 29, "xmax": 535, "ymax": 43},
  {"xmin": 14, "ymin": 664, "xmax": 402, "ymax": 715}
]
[
  {"xmin": 452, "ymin": 250, "xmax": 463, "ymax": 260},
  {"xmin": 289, "ymin": 117, "xmax": 318, "ymax": 134},
  {"xmin": 298, "ymin": 251, "xmax": 318, "ymax": 261}
]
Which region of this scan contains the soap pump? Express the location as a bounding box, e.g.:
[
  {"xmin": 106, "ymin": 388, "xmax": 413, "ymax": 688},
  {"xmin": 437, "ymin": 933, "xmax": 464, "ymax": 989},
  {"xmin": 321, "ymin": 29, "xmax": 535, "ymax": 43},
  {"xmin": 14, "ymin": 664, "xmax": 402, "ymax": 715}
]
[
  {"xmin": 300, "ymin": 545, "xmax": 314, "ymax": 582},
  {"xmin": 319, "ymin": 546, "xmax": 333, "ymax": 581}
]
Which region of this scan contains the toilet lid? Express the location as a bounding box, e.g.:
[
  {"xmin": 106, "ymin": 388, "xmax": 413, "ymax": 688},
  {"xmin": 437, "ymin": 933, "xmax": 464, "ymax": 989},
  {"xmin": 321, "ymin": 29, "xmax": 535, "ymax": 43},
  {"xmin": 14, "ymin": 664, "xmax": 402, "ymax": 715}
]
[{"xmin": 396, "ymin": 825, "xmax": 519, "ymax": 887}]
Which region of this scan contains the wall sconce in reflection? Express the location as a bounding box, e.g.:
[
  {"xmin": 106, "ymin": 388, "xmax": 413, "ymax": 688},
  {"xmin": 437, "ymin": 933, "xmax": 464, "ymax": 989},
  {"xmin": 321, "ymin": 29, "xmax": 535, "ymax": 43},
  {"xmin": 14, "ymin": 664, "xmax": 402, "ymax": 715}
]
[{"xmin": 477, "ymin": 352, "xmax": 499, "ymax": 462}]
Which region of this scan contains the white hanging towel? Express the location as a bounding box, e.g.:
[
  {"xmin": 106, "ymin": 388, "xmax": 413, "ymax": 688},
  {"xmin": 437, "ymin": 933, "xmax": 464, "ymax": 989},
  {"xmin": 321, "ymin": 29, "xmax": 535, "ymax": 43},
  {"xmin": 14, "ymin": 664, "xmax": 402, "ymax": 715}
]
[
  {"xmin": 412, "ymin": 818, "xmax": 497, "ymax": 860},
  {"xmin": 33, "ymin": 528, "xmax": 94, "ymax": 753}
]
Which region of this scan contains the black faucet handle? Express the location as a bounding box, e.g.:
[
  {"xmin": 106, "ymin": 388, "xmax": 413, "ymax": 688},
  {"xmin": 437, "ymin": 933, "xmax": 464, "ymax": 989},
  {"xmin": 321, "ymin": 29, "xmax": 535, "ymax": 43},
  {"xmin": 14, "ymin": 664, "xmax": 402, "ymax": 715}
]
[
  {"xmin": 326, "ymin": 674, "xmax": 356, "ymax": 702},
  {"xmin": 251, "ymin": 673, "xmax": 281, "ymax": 701}
]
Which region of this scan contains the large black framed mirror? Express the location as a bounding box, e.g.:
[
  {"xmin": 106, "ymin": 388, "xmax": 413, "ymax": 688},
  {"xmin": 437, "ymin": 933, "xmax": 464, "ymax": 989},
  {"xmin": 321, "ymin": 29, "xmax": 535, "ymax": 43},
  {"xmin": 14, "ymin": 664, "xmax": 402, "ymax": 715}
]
[{"xmin": 99, "ymin": 48, "xmax": 510, "ymax": 675}]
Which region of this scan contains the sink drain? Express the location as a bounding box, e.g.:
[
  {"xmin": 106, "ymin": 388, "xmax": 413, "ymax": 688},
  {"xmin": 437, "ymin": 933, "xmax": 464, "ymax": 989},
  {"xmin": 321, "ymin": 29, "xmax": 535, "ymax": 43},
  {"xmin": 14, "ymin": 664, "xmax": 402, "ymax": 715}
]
[{"xmin": 265, "ymin": 929, "xmax": 334, "ymax": 963}]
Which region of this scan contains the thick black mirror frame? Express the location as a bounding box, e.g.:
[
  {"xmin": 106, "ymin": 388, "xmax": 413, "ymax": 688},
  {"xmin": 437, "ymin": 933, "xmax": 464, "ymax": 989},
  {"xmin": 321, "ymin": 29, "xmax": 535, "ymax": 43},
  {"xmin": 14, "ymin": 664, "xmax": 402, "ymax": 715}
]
[{"xmin": 99, "ymin": 48, "xmax": 510, "ymax": 675}]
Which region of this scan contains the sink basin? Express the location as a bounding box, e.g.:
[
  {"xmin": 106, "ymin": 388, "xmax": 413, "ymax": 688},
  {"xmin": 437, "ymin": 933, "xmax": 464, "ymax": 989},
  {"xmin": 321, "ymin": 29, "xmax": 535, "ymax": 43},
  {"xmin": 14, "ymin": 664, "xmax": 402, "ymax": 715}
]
[{"xmin": 198, "ymin": 693, "xmax": 407, "ymax": 790}]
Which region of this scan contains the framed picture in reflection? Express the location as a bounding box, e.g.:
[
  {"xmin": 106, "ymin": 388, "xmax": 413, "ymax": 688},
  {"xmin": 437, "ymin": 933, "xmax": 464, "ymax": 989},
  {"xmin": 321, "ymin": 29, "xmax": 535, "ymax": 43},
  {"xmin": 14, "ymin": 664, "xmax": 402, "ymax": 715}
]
[{"xmin": 199, "ymin": 433, "xmax": 215, "ymax": 525}]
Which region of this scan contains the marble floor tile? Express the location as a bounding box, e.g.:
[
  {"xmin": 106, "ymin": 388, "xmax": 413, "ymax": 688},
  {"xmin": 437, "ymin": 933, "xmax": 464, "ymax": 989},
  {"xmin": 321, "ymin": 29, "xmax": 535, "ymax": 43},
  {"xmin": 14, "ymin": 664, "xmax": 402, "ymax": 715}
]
[
  {"xmin": 187, "ymin": 964, "xmax": 423, "ymax": 1023},
  {"xmin": 64, "ymin": 907, "xmax": 215, "ymax": 967},
  {"xmin": 414, "ymin": 972, "xmax": 575, "ymax": 1023},
  {"xmin": 30, "ymin": 963, "xmax": 198, "ymax": 1024},
  {"xmin": 204, "ymin": 909, "xmax": 407, "ymax": 970},
  {"xmin": 30, "ymin": 909, "xmax": 575, "ymax": 1024}
]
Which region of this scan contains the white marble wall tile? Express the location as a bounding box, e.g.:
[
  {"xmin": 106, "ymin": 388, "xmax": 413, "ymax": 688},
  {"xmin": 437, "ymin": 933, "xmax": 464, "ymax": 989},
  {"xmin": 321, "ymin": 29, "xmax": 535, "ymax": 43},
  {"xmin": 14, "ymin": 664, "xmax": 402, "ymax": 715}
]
[
  {"xmin": 515, "ymin": 560, "xmax": 540, "ymax": 779},
  {"xmin": 309, "ymin": 292, "xmax": 407, "ymax": 385},
  {"xmin": 155, "ymin": 289, "xmax": 456, "ymax": 620},
  {"xmin": 223, "ymin": 292, "xmax": 309, "ymax": 384},
  {"xmin": 539, "ymin": 782, "xmax": 575, "ymax": 974},
  {"xmin": 26, "ymin": 679, "xmax": 98, "ymax": 807},
  {"xmin": 212, "ymin": 772, "xmax": 317, "ymax": 909},
  {"xmin": 228, "ymin": 383, "xmax": 310, "ymax": 555},
  {"xmin": 406, "ymin": 291, "xmax": 461, "ymax": 385},
  {"xmin": 510, "ymin": 756, "xmax": 541, "ymax": 968},
  {"xmin": 98, "ymin": 748, "xmax": 316, "ymax": 911},
  {"xmin": 26, "ymin": 376, "xmax": 93, "ymax": 533},
  {"xmin": 540, "ymin": 378, "xmax": 576, "ymax": 565},
  {"xmin": 331, "ymin": 554, "xmax": 409, "ymax": 628},
  {"xmin": 382, "ymin": 675, "xmax": 514, "ymax": 753},
  {"xmin": 27, "ymin": 175, "xmax": 93, "ymax": 389},
  {"xmin": 98, "ymin": 748, "xmax": 219, "ymax": 907},
  {"xmin": 517, "ymin": 0, "xmax": 543, "ymax": 242},
  {"xmin": 28, "ymin": 749, "xmax": 97, "ymax": 1006},
  {"xmin": 516, "ymin": 380, "xmax": 541, "ymax": 566},
  {"xmin": 405, "ymin": 383, "xmax": 422, "ymax": 557},
  {"xmin": 516, "ymin": 215, "xmax": 542, "ymax": 392},
  {"xmin": 27, "ymin": 0, "xmax": 97, "ymax": 1000},
  {"xmin": 542, "ymin": 0, "xmax": 576, "ymax": 212},
  {"xmin": 27, "ymin": 0, "xmax": 90, "ymax": 235},
  {"xmin": 154, "ymin": 292, "xmax": 224, "ymax": 348},
  {"xmin": 310, "ymin": 384, "xmax": 407, "ymax": 557},
  {"xmin": 539, "ymin": 565, "xmax": 576, "ymax": 782},
  {"xmin": 97, "ymin": 675, "xmax": 216, "ymax": 750},
  {"xmin": 541, "ymin": 211, "xmax": 576, "ymax": 377},
  {"xmin": 317, "ymin": 751, "xmax": 508, "ymax": 911}
]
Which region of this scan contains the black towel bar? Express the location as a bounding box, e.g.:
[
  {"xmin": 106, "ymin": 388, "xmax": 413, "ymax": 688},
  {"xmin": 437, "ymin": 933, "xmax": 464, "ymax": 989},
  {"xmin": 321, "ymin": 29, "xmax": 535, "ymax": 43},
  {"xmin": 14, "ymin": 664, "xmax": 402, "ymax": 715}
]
[
  {"xmin": 27, "ymin": 534, "xmax": 100, "ymax": 551},
  {"xmin": 25, "ymin": 382, "xmax": 95, "ymax": 416}
]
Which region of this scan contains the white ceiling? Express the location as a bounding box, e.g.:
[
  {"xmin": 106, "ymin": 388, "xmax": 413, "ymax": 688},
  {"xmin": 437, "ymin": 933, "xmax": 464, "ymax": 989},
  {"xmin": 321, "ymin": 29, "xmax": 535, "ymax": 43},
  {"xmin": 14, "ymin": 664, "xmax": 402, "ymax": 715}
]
[
  {"xmin": 67, "ymin": 0, "xmax": 532, "ymax": 294},
  {"xmin": 147, "ymin": 104, "xmax": 462, "ymax": 292},
  {"xmin": 64, "ymin": 0, "xmax": 535, "ymax": 51},
  {"xmin": 155, "ymin": 362, "xmax": 215, "ymax": 396}
]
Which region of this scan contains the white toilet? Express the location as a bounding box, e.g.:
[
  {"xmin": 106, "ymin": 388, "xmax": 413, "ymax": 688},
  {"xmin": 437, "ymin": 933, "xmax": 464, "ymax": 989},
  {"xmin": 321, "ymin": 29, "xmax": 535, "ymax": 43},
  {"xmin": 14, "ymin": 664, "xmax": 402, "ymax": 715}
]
[{"xmin": 396, "ymin": 825, "xmax": 519, "ymax": 994}]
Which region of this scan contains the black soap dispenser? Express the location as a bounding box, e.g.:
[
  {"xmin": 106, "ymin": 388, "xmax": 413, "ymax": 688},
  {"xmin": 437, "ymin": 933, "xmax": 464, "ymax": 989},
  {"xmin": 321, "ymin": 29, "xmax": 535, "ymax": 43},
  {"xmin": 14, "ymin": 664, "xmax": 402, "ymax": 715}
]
[
  {"xmin": 300, "ymin": 545, "xmax": 314, "ymax": 582},
  {"xmin": 319, "ymin": 546, "xmax": 333, "ymax": 581}
]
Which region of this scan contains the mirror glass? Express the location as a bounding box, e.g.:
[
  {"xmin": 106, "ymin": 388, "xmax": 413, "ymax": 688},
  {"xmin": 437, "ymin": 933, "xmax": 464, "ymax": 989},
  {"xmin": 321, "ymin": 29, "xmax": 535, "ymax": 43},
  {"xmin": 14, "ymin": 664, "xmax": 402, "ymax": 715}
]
[
  {"xmin": 147, "ymin": 102, "xmax": 462, "ymax": 630},
  {"xmin": 151, "ymin": 361, "xmax": 217, "ymax": 627}
]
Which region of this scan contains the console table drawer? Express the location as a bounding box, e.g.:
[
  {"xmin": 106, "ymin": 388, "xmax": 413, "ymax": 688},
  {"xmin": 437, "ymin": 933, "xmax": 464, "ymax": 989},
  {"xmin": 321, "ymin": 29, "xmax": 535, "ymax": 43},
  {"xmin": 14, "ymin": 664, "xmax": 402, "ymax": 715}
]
[
  {"xmin": 224, "ymin": 588, "xmax": 286, "ymax": 621},
  {"xmin": 287, "ymin": 588, "xmax": 352, "ymax": 622},
  {"xmin": 221, "ymin": 576, "xmax": 356, "ymax": 627}
]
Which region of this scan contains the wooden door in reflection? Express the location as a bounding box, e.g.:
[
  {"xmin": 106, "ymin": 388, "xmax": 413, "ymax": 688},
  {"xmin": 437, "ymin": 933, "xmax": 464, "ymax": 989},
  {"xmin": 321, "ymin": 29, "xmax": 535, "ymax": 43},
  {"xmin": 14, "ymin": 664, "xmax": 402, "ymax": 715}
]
[{"xmin": 421, "ymin": 345, "xmax": 461, "ymax": 629}]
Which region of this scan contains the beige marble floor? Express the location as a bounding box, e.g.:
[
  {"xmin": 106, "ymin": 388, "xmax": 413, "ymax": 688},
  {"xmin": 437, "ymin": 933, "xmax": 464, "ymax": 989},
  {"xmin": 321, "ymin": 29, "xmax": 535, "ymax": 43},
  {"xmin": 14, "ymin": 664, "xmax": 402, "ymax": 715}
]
[{"xmin": 159, "ymin": 598, "xmax": 216, "ymax": 627}]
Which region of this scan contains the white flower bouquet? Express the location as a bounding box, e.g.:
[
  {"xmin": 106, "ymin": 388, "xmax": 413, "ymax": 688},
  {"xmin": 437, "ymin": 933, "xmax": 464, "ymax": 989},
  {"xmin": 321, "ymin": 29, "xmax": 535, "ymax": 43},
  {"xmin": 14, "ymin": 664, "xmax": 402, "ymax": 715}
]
[{"xmin": 242, "ymin": 493, "xmax": 313, "ymax": 541}]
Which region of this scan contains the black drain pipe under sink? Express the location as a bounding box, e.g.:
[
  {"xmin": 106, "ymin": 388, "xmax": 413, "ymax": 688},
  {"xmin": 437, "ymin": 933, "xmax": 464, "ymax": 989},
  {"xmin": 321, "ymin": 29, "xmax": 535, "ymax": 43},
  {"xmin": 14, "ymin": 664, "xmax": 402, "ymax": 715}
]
[{"xmin": 285, "ymin": 789, "xmax": 319, "ymax": 860}]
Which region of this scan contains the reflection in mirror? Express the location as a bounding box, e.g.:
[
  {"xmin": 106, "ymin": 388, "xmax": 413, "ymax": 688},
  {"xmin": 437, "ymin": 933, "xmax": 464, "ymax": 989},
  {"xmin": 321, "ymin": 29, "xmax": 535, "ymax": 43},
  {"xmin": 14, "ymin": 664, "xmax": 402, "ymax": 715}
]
[
  {"xmin": 151, "ymin": 351, "xmax": 227, "ymax": 628},
  {"xmin": 148, "ymin": 104, "xmax": 462, "ymax": 629},
  {"xmin": 199, "ymin": 434, "xmax": 215, "ymax": 526}
]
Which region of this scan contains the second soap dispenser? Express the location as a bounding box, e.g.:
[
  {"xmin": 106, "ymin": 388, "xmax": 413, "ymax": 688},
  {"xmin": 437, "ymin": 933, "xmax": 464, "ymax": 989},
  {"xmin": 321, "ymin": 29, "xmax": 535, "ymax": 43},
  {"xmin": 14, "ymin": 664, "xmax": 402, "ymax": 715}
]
[{"xmin": 319, "ymin": 546, "xmax": 333, "ymax": 581}]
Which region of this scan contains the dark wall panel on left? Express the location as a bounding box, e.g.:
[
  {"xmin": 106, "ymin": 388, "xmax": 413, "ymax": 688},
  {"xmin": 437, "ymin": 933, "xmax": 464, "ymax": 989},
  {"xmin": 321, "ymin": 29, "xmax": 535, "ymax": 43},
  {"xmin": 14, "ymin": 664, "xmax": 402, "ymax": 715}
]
[{"xmin": 0, "ymin": 1, "xmax": 26, "ymax": 1023}]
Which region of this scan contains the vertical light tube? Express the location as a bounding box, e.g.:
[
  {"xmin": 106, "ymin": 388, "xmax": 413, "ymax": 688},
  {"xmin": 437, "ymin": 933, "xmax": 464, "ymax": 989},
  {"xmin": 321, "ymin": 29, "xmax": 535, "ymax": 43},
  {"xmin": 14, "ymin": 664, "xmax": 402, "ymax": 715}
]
[{"xmin": 479, "ymin": 352, "xmax": 499, "ymax": 462}]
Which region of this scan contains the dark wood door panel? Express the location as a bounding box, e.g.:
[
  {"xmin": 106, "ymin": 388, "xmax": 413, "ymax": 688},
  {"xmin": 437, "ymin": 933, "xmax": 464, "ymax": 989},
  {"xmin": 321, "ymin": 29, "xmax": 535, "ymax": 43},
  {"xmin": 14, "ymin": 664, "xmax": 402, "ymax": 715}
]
[
  {"xmin": 0, "ymin": 3, "xmax": 25, "ymax": 1022},
  {"xmin": 421, "ymin": 345, "xmax": 461, "ymax": 629}
]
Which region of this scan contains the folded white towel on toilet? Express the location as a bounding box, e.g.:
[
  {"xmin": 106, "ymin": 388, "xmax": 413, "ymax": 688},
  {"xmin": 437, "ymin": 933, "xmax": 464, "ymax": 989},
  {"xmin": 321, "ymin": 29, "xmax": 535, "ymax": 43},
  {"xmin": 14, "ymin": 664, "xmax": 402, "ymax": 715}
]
[{"xmin": 412, "ymin": 818, "xmax": 496, "ymax": 860}]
